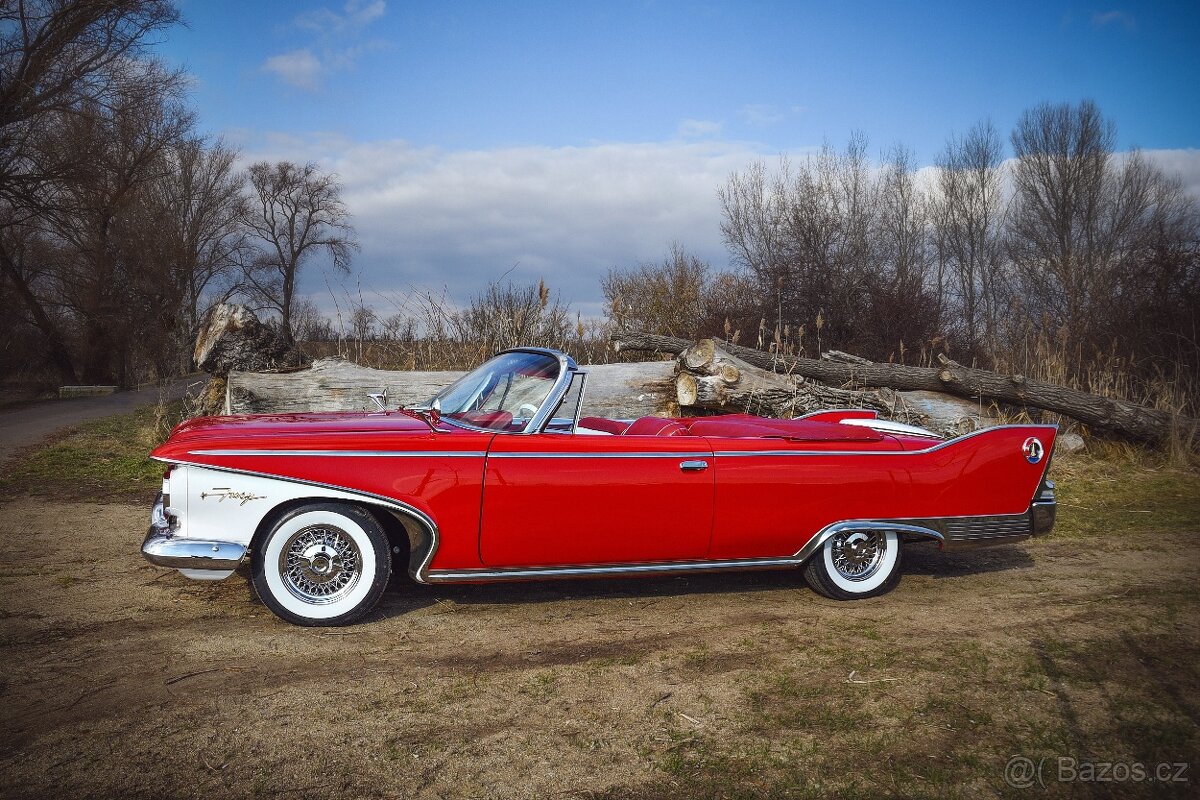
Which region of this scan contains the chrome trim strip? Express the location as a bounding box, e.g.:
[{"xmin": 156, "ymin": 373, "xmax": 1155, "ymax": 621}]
[
  {"xmin": 188, "ymin": 449, "xmax": 485, "ymax": 458},
  {"xmin": 423, "ymin": 520, "xmax": 947, "ymax": 583},
  {"xmin": 570, "ymin": 372, "xmax": 587, "ymax": 431},
  {"xmin": 487, "ymin": 451, "xmax": 712, "ymax": 459},
  {"xmin": 791, "ymin": 521, "xmax": 945, "ymax": 564},
  {"xmin": 713, "ymin": 423, "xmax": 1059, "ymax": 457},
  {"xmin": 150, "ymin": 457, "xmax": 444, "ymax": 584},
  {"xmin": 425, "ymin": 557, "xmax": 804, "ymax": 582}
]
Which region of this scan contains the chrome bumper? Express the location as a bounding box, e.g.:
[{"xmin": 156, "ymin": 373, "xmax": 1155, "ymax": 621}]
[
  {"xmin": 1030, "ymin": 480, "xmax": 1057, "ymax": 536},
  {"xmin": 142, "ymin": 493, "xmax": 246, "ymax": 571}
]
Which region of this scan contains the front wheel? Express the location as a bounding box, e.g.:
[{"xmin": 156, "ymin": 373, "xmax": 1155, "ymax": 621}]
[
  {"xmin": 803, "ymin": 529, "xmax": 902, "ymax": 600},
  {"xmin": 252, "ymin": 503, "xmax": 391, "ymax": 626}
]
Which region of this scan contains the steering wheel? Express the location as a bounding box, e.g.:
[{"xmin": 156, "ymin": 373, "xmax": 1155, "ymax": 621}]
[{"xmin": 517, "ymin": 403, "xmax": 538, "ymax": 418}]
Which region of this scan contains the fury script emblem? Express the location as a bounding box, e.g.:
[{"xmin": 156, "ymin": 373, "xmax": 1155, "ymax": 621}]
[{"xmin": 201, "ymin": 488, "xmax": 265, "ymax": 506}]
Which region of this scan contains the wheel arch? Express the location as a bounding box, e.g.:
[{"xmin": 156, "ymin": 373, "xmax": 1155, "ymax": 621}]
[
  {"xmin": 794, "ymin": 520, "xmax": 945, "ymax": 564},
  {"xmin": 163, "ymin": 461, "xmax": 442, "ymax": 583},
  {"xmin": 248, "ymin": 495, "xmax": 437, "ymax": 583}
]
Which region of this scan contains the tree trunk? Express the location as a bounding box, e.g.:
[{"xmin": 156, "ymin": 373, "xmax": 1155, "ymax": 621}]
[
  {"xmin": 0, "ymin": 243, "xmax": 78, "ymax": 383},
  {"xmin": 615, "ymin": 332, "xmax": 1197, "ymax": 446},
  {"xmin": 225, "ymin": 359, "xmax": 677, "ymax": 418},
  {"xmin": 194, "ymin": 303, "xmax": 308, "ymax": 377},
  {"xmin": 676, "ymin": 339, "xmax": 903, "ymax": 419}
]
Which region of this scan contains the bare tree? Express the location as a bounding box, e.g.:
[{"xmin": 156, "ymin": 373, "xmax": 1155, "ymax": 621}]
[
  {"xmin": 453, "ymin": 279, "xmax": 571, "ymax": 354},
  {"xmin": 38, "ymin": 61, "xmax": 193, "ymax": 383},
  {"xmin": 1007, "ymin": 100, "xmax": 1121, "ymax": 351},
  {"xmin": 870, "ymin": 144, "xmax": 937, "ymax": 357},
  {"xmin": 0, "ymin": 0, "xmax": 180, "ymax": 381},
  {"xmin": 241, "ymin": 161, "xmax": 357, "ymax": 342},
  {"xmin": 146, "ymin": 137, "xmax": 247, "ymax": 360},
  {"xmin": 0, "ymin": 0, "xmax": 179, "ymax": 205},
  {"xmin": 933, "ymin": 120, "xmax": 1006, "ymax": 355},
  {"xmin": 720, "ymin": 136, "xmax": 945, "ymax": 359},
  {"xmin": 602, "ymin": 243, "xmax": 710, "ymax": 338},
  {"xmin": 1007, "ymin": 100, "xmax": 1200, "ymax": 367}
]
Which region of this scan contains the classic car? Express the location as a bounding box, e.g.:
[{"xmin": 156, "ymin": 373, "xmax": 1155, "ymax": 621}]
[{"xmin": 143, "ymin": 347, "xmax": 1058, "ymax": 626}]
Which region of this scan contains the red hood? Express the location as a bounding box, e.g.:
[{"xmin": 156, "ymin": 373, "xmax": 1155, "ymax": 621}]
[
  {"xmin": 151, "ymin": 410, "xmax": 489, "ymax": 464},
  {"xmin": 169, "ymin": 411, "xmax": 437, "ymax": 439}
]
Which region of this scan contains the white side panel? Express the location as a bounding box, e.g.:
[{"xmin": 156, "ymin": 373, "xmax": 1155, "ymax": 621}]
[{"xmin": 178, "ymin": 465, "xmax": 391, "ymax": 547}]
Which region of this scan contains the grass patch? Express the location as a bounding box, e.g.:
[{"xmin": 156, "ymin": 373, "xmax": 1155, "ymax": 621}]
[
  {"xmin": 0, "ymin": 401, "xmax": 182, "ymax": 502},
  {"xmin": 1049, "ymin": 450, "xmax": 1200, "ymax": 538}
]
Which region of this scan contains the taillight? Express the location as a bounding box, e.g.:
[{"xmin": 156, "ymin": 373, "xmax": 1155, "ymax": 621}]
[{"xmin": 162, "ymin": 465, "xmax": 174, "ymax": 509}]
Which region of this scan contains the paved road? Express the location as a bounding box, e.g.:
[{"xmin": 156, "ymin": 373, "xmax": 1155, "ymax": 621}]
[{"xmin": 0, "ymin": 376, "xmax": 205, "ymax": 468}]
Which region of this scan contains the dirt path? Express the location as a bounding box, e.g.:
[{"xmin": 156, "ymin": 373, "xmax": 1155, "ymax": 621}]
[
  {"xmin": 0, "ymin": 377, "xmax": 202, "ymax": 467},
  {"xmin": 0, "ymin": 499, "xmax": 1196, "ymax": 799}
]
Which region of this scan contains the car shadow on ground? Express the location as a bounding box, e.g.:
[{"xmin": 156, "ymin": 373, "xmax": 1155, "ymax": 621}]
[
  {"xmin": 371, "ymin": 542, "xmax": 1036, "ymax": 620},
  {"xmin": 902, "ymin": 542, "xmax": 1036, "ymax": 577}
]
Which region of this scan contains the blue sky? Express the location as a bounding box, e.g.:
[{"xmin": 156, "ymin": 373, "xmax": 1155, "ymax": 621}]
[{"xmin": 161, "ymin": 0, "xmax": 1200, "ymax": 317}]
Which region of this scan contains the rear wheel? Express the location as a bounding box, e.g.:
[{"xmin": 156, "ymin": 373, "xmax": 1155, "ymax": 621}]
[
  {"xmin": 803, "ymin": 529, "xmax": 902, "ymax": 600},
  {"xmin": 252, "ymin": 503, "xmax": 391, "ymax": 626}
]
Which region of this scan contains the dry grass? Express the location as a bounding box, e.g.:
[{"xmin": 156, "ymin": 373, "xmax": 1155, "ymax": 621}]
[{"xmin": 0, "ymin": 401, "xmax": 183, "ymax": 502}]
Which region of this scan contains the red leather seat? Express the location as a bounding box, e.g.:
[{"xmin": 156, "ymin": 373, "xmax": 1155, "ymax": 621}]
[
  {"xmin": 623, "ymin": 417, "xmax": 688, "ymax": 436},
  {"xmin": 578, "ymin": 416, "xmax": 631, "ymax": 435}
]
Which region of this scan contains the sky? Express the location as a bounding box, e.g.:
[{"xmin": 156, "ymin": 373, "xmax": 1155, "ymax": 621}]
[{"xmin": 160, "ymin": 0, "xmax": 1200, "ymax": 318}]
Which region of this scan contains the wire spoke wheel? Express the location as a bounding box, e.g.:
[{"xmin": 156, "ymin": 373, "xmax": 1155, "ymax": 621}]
[
  {"xmin": 253, "ymin": 503, "xmax": 392, "ymax": 626},
  {"xmin": 804, "ymin": 527, "xmax": 903, "ymax": 600},
  {"xmin": 828, "ymin": 530, "xmax": 887, "ymax": 582},
  {"xmin": 278, "ymin": 524, "xmax": 362, "ymax": 605}
]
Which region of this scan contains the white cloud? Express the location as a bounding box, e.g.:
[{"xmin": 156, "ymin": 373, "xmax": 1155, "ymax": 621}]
[
  {"xmin": 296, "ymin": 0, "xmax": 386, "ymax": 35},
  {"xmin": 1143, "ymin": 148, "xmax": 1200, "ymax": 198},
  {"xmin": 236, "ymin": 136, "xmax": 783, "ymax": 314},
  {"xmin": 262, "ymin": 1, "xmax": 387, "ymax": 91},
  {"xmin": 262, "ymin": 49, "xmax": 322, "ymax": 91},
  {"xmin": 232, "ymin": 136, "xmax": 1200, "ymax": 318},
  {"xmin": 739, "ymin": 104, "xmax": 786, "ymax": 127},
  {"xmin": 677, "ymin": 119, "xmax": 723, "ymax": 139}
]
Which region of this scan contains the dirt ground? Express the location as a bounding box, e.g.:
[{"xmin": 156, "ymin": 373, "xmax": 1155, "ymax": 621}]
[{"xmin": 0, "ymin": 497, "xmax": 1197, "ymax": 799}]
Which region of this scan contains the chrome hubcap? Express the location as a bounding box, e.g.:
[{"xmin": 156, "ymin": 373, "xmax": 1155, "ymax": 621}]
[
  {"xmin": 279, "ymin": 525, "xmax": 361, "ymax": 604},
  {"xmin": 830, "ymin": 531, "xmax": 886, "ymax": 581}
]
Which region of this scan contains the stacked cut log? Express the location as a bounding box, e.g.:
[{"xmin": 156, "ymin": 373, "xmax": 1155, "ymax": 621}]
[
  {"xmin": 676, "ymin": 338, "xmax": 903, "ymax": 419},
  {"xmin": 614, "ymin": 332, "xmax": 1197, "ymax": 448},
  {"xmin": 674, "ymin": 338, "xmax": 993, "ymax": 436}
]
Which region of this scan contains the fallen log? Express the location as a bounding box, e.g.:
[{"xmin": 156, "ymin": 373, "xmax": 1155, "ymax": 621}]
[
  {"xmin": 677, "ymin": 341, "xmax": 994, "ymax": 435},
  {"xmin": 226, "ymin": 358, "xmax": 460, "ymax": 415},
  {"xmin": 226, "ymin": 358, "xmax": 677, "ymax": 418},
  {"xmin": 615, "ymin": 333, "xmax": 1196, "ymax": 446},
  {"xmin": 676, "ymin": 341, "xmax": 903, "ymax": 420}
]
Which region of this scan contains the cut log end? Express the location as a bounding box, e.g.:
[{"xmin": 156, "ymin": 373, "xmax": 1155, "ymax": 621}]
[
  {"xmin": 676, "ymin": 374, "xmax": 699, "ymax": 407},
  {"xmin": 682, "ymin": 338, "xmax": 717, "ymax": 371}
]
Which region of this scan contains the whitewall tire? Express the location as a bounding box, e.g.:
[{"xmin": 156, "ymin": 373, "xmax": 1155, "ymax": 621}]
[
  {"xmin": 251, "ymin": 503, "xmax": 391, "ymax": 626},
  {"xmin": 803, "ymin": 529, "xmax": 902, "ymax": 600}
]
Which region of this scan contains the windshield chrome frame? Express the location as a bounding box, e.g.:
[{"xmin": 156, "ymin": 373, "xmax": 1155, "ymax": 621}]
[{"xmin": 435, "ymin": 347, "xmax": 581, "ymax": 436}]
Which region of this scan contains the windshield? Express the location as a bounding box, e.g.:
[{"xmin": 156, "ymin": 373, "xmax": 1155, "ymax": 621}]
[{"xmin": 429, "ymin": 351, "xmax": 561, "ymax": 432}]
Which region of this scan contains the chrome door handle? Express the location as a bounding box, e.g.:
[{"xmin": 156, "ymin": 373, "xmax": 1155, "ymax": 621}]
[{"xmin": 679, "ymin": 460, "xmax": 709, "ymax": 472}]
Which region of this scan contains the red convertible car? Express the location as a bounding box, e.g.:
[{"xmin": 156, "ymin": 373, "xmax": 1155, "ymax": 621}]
[{"xmin": 143, "ymin": 348, "xmax": 1058, "ymax": 626}]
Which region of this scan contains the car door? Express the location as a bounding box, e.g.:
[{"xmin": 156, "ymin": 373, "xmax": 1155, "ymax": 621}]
[
  {"xmin": 479, "ymin": 431, "xmax": 715, "ymax": 567},
  {"xmin": 702, "ymin": 435, "xmax": 907, "ymax": 559}
]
